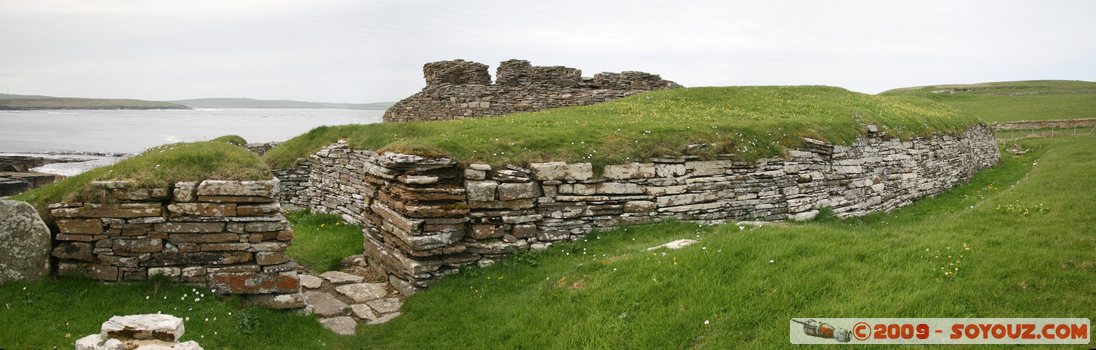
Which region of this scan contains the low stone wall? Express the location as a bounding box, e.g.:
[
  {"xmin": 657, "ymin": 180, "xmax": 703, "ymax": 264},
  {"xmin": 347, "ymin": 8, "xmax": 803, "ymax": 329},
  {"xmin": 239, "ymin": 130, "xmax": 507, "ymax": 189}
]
[
  {"xmin": 992, "ymin": 118, "xmax": 1096, "ymax": 130},
  {"xmin": 50, "ymin": 179, "xmax": 302, "ymax": 308},
  {"xmin": 277, "ymin": 125, "xmax": 999, "ymax": 294},
  {"xmin": 383, "ymin": 59, "xmax": 681, "ymax": 122}
]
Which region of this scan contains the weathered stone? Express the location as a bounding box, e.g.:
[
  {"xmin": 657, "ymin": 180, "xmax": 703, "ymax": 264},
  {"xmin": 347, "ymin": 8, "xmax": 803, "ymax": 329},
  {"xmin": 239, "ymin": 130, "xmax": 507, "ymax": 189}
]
[
  {"xmin": 0, "ymin": 199, "xmax": 52, "ymax": 283},
  {"xmin": 52, "ymin": 203, "xmax": 162, "ymax": 219},
  {"xmin": 300, "ymin": 274, "xmax": 324, "ymax": 289},
  {"xmin": 200, "ymin": 243, "xmax": 250, "ymax": 251},
  {"xmin": 167, "ymin": 203, "xmax": 237, "ymax": 217},
  {"xmin": 350, "ymin": 304, "xmax": 378, "ymax": 320},
  {"xmin": 471, "ymin": 224, "xmax": 507, "ymax": 240},
  {"xmin": 320, "ymin": 271, "xmax": 365, "ymax": 284},
  {"xmin": 173, "ymin": 182, "xmax": 198, "ymax": 202},
  {"xmin": 366, "ymin": 297, "xmax": 402, "ymax": 314},
  {"xmin": 53, "ymin": 241, "xmax": 96, "ymax": 262},
  {"xmin": 497, "ymin": 182, "xmax": 540, "ymax": 201},
  {"xmin": 304, "ymin": 291, "xmax": 348, "ymax": 316},
  {"xmin": 367, "ymin": 312, "xmax": 402, "ymax": 325},
  {"xmin": 465, "ymin": 180, "xmax": 498, "ymax": 202},
  {"xmin": 319, "ymin": 316, "xmax": 357, "ymax": 336},
  {"xmin": 100, "ymin": 313, "xmax": 184, "ymax": 342},
  {"xmin": 236, "ymin": 203, "xmax": 281, "ymax": 216},
  {"xmin": 156, "ymin": 222, "xmax": 226, "ymax": 234},
  {"xmin": 112, "ymin": 238, "xmax": 163, "ymax": 255},
  {"xmin": 647, "ymin": 239, "xmax": 698, "ymax": 251},
  {"xmin": 196, "ymin": 195, "xmax": 275, "ymax": 203},
  {"xmin": 209, "ymin": 271, "xmax": 299, "ymax": 295},
  {"xmin": 245, "ymin": 221, "xmax": 286, "ymax": 232},
  {"xmin": 196, "ymin": 180, "xmax": 278, "ymax": 197},
  {"xmin": 57, "ymin": 218, "xmax": 104, "ymax": 234},
  {"xmin": 143, "ymin": 251, "xmax": 252, "ymax": 266},
  {"xmin": 603, "ymin": 163, "xmax": 657, "ymax": 179},
  {"xmin": 255, "ymin": 251, "xmax": 288, "ymax": 265},
  {"xmin": 167, "ymin": 233, "xmax": 239, "ymax": 243},
  {"xmin": 335, "ymin": 283, "xmax": 388, "ymax": 303},
  {"xmin": 789, "ymin": 210, "xmax": 819, "ymax": 221},
  {"xmin": 244, "ymin": 292, "xmax": 305, "ymax": 309},
  {"xmin": 111, "ymin": 188, "xmax": 170, "ymax": 201},
  {"xmin": 624, "ymin": 201, "xmax": 657, "ymax": 213}
]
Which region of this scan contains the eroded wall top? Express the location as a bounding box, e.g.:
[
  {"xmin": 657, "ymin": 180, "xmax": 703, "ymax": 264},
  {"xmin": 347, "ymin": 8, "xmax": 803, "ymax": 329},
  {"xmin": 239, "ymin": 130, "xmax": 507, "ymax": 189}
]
[{"xmin": 384, "ymin": 59, "xmax": 681, "ymax": 122}]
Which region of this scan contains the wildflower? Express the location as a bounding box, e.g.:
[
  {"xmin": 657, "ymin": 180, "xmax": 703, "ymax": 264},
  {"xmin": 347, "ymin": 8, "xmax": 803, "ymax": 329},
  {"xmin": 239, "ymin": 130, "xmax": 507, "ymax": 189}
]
[
  {"xmin": 704, "ymin": 320, "xmax": 710, "ymax": 325},
  {"xmin": 769, "ymin": 259, "xmax": 775, "ymax": 264}
]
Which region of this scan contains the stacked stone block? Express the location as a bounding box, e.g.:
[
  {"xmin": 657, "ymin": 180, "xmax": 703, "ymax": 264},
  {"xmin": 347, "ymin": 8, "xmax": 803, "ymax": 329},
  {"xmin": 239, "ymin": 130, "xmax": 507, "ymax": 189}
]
[
  {"xmin": 278, "ymin": 125, "xmax": 999, "ymax": 293},
  {"xmin": 50, "ymin": 179, "xmax": 302, "ymax": 308},
  {"xmin": 383, "ymin": 59, "xmax": 681, "ymax": 122}
]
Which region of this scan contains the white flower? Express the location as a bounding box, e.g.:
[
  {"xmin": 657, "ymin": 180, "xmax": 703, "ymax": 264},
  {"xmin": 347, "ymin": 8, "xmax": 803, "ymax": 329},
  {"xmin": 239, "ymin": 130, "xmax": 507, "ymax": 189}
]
[
  {"xmin": 704, "ymin": 320, "xmax": 710, "ymax": 325},
  {"xmin": 769, "ymin": 259, "xmax": 775, "ymax": 264}
]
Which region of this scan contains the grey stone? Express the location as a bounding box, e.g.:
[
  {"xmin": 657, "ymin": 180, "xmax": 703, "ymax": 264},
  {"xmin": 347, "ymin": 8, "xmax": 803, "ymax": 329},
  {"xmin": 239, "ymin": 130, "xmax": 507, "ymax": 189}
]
[
  {"xmin": 366, "ymin": 297, "xmax": 402, "ymax": 314},
  {"xmin": 789, "ymin": 210, "xmax": 819, "ymax": 221},
  {"xmin": 497, "ymin": 182, "xmax": 540, "ymax": 201},
  {"xmin": 646, "ymin": 239, "xmax": 698, "ymax": 251},
  {"xmin": 350, "ymin": 304, "xmax": 378, "ymax": 320},
  {"xmin": 318, "ymin": 271, "xmax": 364, "ymax": 286},
  {"xmin": 304, "ymin": 291, "xmax": 349, "ymax": 317},
  {"xmin": 100, "ymin": 314, "xmax": 185, "ymax": 342},
  {"xmin": 319, "ymin": 316, "xmax": 357, "ymax": 336},
  {"xmin": 367, "ymin": 312, "xmax": 402, "ymax": 325},
  {"xmin": 0, "ymin": 200, "xmax": 51, "ymax": 283},
  {"xmin": 300, "ymin": 274, "xmax": 324, "ymax": 289},
  {"xmin": 335, "ymin": 283, "xmax": 389, "ymax": 303}
]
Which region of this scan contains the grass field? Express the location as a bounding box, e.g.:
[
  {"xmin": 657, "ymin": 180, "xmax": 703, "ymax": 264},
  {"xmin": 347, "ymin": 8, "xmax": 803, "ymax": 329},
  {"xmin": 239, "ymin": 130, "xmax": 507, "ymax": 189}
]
[
  {"xmin": 3, "ymin": 134, "xmax": 1092, "ymax": 349},
  {"xmin": 283, "ymin": 211, "xmax": 365, "ymax": 273},
  {"xmin": 263, "ymin": 86, "xmax": 977, "ymax": 169},
  {"xmin": 882, "ymin": 80, "xmax": 1096, "ymax": 122}
]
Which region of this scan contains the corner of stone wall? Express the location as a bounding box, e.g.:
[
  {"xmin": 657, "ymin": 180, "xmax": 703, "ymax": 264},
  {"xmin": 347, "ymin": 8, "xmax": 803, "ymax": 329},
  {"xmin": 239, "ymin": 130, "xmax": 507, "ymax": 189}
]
[{"xmin": 50, "ymin": 178, "xmax": 303, "ymax": 309}]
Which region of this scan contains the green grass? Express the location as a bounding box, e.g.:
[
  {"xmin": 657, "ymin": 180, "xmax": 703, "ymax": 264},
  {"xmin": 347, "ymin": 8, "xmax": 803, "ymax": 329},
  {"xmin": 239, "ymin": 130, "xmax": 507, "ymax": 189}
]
[
  {"xmin": 882, "ymin": 80, "xmax": 1096, "ymax": 122},
  {"xmin": 13, "ymin": 141, "xmax": 271, "ymax": 214},
  {"xmin": 263, "ymin": 86, "xmax": 978, "ymax": 168},
  {"xmin": 4, "ymin": 134, "xmax": 1093, "ymax": 349},
  {"xmin": 284, "ymin": 211, "xmax": 365, "ymax": 273},
  {"xmin": 212, "ymin": 135, "xmax": 249, "ymax": 147}
]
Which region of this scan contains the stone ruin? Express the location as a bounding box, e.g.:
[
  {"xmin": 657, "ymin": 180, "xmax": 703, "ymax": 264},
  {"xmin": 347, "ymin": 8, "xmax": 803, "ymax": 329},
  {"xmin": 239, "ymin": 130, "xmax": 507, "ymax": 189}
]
[
  {"xmin": 49, "ymin": 179, "xmax": 303, "ymax": 309},
  {"xmin": 275, "ymin": 125, "xmax": 1000, "ymax": 292},
  {"xmin": 383, "ymin": 59, "xmax": 682, "ymax": 122}
]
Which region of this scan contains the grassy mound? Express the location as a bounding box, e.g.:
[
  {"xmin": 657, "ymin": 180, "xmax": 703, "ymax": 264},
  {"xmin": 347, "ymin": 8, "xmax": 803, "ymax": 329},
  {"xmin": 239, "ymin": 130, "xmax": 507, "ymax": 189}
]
[
  {"xmin": 264, "ymin": 86, "xmax": 978, "ymax": 168},
  {"xmin": 882, "ymin": 80, "xmax": 1096, "ymax": 122},
  {"xmin": 211, "ymin": 135, "xmax": 248, "ymax": 146},
  {"xmin": 14, "ymin": 141, "xmax": 271, "ymax": 212}
]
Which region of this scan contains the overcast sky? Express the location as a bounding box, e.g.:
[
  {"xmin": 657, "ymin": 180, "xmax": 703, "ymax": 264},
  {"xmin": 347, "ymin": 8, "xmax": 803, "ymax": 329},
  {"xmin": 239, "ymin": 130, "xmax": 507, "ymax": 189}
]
[{"xmin": 1, "ymin": 0, "xmax": 1093, "ymax": 103}]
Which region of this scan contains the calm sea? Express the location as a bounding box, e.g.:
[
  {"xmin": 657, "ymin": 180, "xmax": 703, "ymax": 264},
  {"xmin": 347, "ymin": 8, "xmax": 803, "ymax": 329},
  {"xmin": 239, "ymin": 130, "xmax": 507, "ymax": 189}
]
[{"xmin": 0, "ymin": 108, "xmax": 384, "ymax": 154}]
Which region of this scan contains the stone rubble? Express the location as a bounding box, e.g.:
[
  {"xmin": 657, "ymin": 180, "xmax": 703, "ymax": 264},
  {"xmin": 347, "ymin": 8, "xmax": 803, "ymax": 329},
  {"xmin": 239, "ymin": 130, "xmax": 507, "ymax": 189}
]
[
  {"xmin": 383, "ymin": 59, "xmax": 680, "ymax": 122},
  {"xmin": 74, "ymin": 314, "xmax": 202, "ymax": 350},
  {"xmin": 276, "ymin": 125, "xmax": 999, "ymax": 292}
]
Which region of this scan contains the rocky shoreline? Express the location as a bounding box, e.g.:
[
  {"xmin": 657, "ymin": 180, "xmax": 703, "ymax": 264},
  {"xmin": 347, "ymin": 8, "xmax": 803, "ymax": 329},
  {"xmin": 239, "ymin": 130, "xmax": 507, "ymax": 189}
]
[{"xmin": 0, "ymin": 153, "xmax": 130, "ymax": 196}]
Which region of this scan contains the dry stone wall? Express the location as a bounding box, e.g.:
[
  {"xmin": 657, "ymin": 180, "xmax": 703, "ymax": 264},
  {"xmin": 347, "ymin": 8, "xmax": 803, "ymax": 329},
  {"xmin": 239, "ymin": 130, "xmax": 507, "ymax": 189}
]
[
  {"xmin": 50, "ymin": 179, "xmax": 303, "ymax": 308},
  {"xmin": 383, "ymin": 59, "xmax": 681, "ymax": 122},
  {"xmin": 276, "ymin": 125, "xmax": 999, "ymax": 294}
]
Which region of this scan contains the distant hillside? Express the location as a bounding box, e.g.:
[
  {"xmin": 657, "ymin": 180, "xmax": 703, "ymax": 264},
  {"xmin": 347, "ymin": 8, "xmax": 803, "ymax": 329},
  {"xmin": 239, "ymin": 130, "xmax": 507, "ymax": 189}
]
[
  {"xmin": 171, "ymin": 98, "xmax": 393, "ymax": 110},
  {"xmin": 0, "ymin": 97, "xmax": 188, "ymax": 110},
  {"xmin": 881, "ymin": 80, "xmax": 1096, "ymax": 122}
]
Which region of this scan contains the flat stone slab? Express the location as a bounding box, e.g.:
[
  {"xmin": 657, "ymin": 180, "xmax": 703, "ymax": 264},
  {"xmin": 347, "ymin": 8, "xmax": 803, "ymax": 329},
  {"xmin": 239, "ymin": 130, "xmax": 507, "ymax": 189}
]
[
  {"xmin": 335, "ymin": 283, "xmax": 388, "ymax": 303},
  {"xmin": 299, "ymin": 274, "xmax": 324, "ymax": 289},
  {"xmin": 367, "ymin": 312, "xmax": 401, "ymax": 325},
  {"xmin": 366, "ymin": 298, "xmax": 402, "ymax": 314},
  {"xmin": 320, "ymin": 271, "xmax": 364, "ymax": 284},
  {"xmin": 101, "ymin": 314, "xmax": 185, "ymax": 342},
  {"xmin": 646, "ymin": 239, "xmax": 698, "ymax": 251},
  {"xmin": 303, "ymin": 291, "xmax": 348, "ymax": 317},
  {"xmin": 350, "ymin": 304, "xmax": 378, "ymax": 321},
  {"xmin": 319, "ymin": 316, "xmax": 357, "ymax": 336}
]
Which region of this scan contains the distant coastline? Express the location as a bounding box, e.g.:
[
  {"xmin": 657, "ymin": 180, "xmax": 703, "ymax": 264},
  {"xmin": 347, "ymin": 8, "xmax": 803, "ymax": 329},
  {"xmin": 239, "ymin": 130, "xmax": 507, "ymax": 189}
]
[
  {"xmin": 0, "ymin": 93, "xmax": 393, "ymax": 111},
  {"xmin": 0, "ymin": 97, "xmax": 189, "ymax": 110}
]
